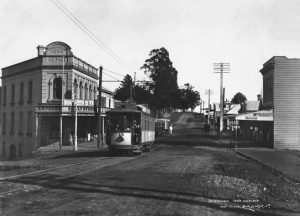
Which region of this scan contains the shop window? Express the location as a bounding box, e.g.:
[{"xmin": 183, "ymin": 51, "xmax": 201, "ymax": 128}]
[{"xmin": 53, "ymin": 77, "xmax": 62, "ymax": 99}]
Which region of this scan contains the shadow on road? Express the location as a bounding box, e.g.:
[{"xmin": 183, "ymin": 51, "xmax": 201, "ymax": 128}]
[{"xmin": 4, "ymin": 174, "xmax": 282, "ymax": 216}]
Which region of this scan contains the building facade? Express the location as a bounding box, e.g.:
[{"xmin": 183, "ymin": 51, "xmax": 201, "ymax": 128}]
[
  {"xmin": 260, "ymin": 56, "xmax": 300, "ymax": 150},
  {"xmin": 1, "ymin": 41, "xmax": 114, "ymax": 160}
]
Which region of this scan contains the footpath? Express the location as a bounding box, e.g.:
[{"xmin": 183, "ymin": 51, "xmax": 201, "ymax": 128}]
[{"xmin": 236, "ymin": 148, "xmax": 300, "ymax": 183}]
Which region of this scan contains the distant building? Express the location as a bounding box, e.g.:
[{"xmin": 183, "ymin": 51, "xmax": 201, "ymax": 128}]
[
  {"xmin": 1, "ymin": 41, "xmax": 114, "ymax": 160},
  {"xmin": 260, "ymin": 56, "xmax": 300, "ymax": 150}
]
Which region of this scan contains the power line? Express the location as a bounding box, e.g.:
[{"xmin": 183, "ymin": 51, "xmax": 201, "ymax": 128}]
[
  {"xmin": 51, "ymin": 0, "xmax": 135, "ymax": 75},
  {"xmin": 54, "ymin": 0, "xmax": 134, "ymax": 73},
  {"xmin": 103, "ymin": 68, "xmax": 125, "ymax": 77},
  {"xmin": 103, "ymin": 72, "xmax": 120, "ymax": 81}
]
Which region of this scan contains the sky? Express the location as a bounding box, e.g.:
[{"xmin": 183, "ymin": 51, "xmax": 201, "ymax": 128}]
[{"xmin": 1, "ymin": 0, "xmax": 300, "ymax": 106}]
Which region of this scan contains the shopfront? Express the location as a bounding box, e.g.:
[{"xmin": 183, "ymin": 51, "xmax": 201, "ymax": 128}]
[{"xmin": 235, "ymin": 110, "xmax": 273, "ymax": 147}]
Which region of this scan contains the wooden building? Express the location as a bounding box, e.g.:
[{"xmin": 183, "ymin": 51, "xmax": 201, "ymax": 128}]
[
  {"xmin": 0, "ymin": 41, "xmax": 114, "ymax": 160},
  {"xmin": 260, "ymin": 56, "xmax": 300, "ymax": 150}
]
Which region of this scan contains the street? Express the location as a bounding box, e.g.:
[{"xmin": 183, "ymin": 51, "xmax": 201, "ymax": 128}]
[{"xmin": 0, "ymin": 132, "xmax": 300, "ymax": 216}]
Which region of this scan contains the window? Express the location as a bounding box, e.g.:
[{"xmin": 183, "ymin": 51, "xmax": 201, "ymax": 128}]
[
  {"xmin": 3, "ymin": 86, "xmax": 6, "ymax": 106},
  {"xmin": 53, "ymin": 77, "xmax": 62, "ymax": 99},
  {"xmin": 89, "ymin": 85, "xmax": 92, "ymax": 100},
  {"xmin": 2, "ymin": 113, "xmax": 6, "ymax": 134},
  {"xmin": 28, "ymin": 80, "xmax": 33, "ymax": 103},
  {"xmin": 2, "ymin": 142, "xmax": 5, "ymax": 156},
  {"xmin": 85, "ymin": 83, "xmax": 88, "ymax": 100},
  {"xmin": 79, "ymin": 82, "xmax": 83, "ymax": 100},
  {"xmin": 74, "ymin": 79, "xmax": 78, "ymax": 99},
  {"xmin": 11, "ymin": 84, "xmax": 15, "ymax": 105},
  {"xmin": 94, "ymin": 86, "xmax": 97, "ymax": 101},
  {"xmin": 270, "ymin": 75, "xmax": 274, "ymax": 101},
  {"xmin": 101, "ymin": 97, "xmax": 106, "ymax": 107},
  {"xmin": 109, "ymin": 99, "xmax": 111, "ymax": 108},
  {"xmin": 9, "ymin": 144, "xmax": 16, "ymax": 160},
  {"xmin": 27, "ymin": 111, "xmax": 33, "ymax": 136},
  {"xmin": 19, "ymin": 82, "xmax": 24, "ymax": 105},
  {"xmin": 10, "ymin": 112, "xmax": 14, "ymax": 135},
  {"xmin": 19, "ymin": 112, "xmax": 23, "ymax": 135},
  {"xmin": 19, "ymin": 143, "xmax": 23, "ymax": 158}
]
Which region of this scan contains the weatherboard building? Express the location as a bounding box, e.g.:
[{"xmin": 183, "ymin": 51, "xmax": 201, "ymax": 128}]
[
  {"xmin": 259, "ymin": 56, "xmax": 300, "ymax": 150},
  {"xmin": 0, "ymin": 41, "xmax": 114, "ymax": 160}
]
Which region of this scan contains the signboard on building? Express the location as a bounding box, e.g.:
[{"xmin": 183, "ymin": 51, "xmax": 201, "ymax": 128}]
[{"xmin": 236, "ymin": 109, "xmax": 273, "ymax": 121}]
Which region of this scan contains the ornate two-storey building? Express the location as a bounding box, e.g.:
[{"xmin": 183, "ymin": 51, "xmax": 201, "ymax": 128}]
[{"xmin": 1, "ymin": 41, "xmax": 114, "ymax": 160}]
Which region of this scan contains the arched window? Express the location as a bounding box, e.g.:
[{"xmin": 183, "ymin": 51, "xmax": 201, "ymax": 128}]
[
  {"xmin": 79, "ymin": 81, "xmax": 83, "ymax": 100},
  {"xmin": 74, "ymin": 79, "xmax": 78, "ymax": 99},
  {"xmin": 85, "ymin": 83, "xmax": 88, "ymax": 100},
  {"xmin": 53, "ymin": 77, "xmax": 62, "ymax": 99},
  {"xmin": 89, "ymin": 85, "xmax": 92, "ymax": 100}
]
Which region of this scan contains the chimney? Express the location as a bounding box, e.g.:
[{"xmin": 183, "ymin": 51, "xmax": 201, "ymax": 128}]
[{"xmin": 37, "ymin": 45, "xmax": 45, "ymax": 56}]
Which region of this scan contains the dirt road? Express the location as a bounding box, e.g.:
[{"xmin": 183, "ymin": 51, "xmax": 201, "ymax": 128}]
[{"xmin": 0, "ymin": 137, "xmax": 300, "ymax": 215}]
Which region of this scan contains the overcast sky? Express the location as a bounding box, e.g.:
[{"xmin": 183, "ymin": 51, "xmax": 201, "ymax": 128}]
[{"xmin": 1, "ymin": 0, "xmax": 300, "ymax": 105}]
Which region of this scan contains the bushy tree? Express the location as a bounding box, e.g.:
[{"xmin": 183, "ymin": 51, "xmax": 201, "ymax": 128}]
[
  {"xmin": 141, "ymin": 48, "xmax": 179, "ymax": 111},
  {"xmin": 231, "ymin": 92, "xmax": 247, "ymax": 104},
  {"xmin": 177, "ymin": 83, "xmax": 200, "ymax": 111}
]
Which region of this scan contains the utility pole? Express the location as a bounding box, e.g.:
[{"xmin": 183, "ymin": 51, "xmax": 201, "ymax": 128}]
[
  {"xmin": 59, "ymin": 55, "xmax": 65, "ymax": 151},
  {"xmin": 97, "ymin": 66, "xmax": 103, "ymax": 148},
  {"xmin": 205, "ymin": 89, "xmax": 214, "ymax": 125},
  {"xmin": 214, "ymin": 63, "xmax": 230, "ymax": 138},
  {"xmin": 133, "ymin": 72, "xmax": 136, "ymax": 102},
  {"xmin": 73, "ymin": 94, "xmax": 78, "ymax": 151}
]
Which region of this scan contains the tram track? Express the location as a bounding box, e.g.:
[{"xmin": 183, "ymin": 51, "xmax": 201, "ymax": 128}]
[{"xmin": 0, "ymin": 154, "xmax": 143, "ymax": 197}]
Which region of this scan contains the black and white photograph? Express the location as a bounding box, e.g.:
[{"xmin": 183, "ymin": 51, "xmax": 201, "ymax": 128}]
[{"xmin": 0, "ymin": 0, "xmax": 300, "ymax": 215}]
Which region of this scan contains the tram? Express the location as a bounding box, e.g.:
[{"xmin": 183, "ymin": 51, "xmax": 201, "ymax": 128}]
[
  {"xmin": 106, "ymin": 102, "xmax": 156, "ymax": 154},
  {"xmin": 155, "ymin": 118, "xmax": 170, "ymax": 136}
]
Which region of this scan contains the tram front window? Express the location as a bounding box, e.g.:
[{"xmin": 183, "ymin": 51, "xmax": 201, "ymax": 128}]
[{"xmin": 109, "ymin": 113, "xmax": 140, "ymax": 132}]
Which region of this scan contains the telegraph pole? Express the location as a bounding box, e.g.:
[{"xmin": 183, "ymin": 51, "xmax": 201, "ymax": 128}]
[
  {"xmin": 205, "ymin": 89, "xmax": 214, "ymax": 125},
  {"xmin": 73, "ymin": 95, "xmax": 78, "ymax": 151},
  {"xmin": 97, "ymin": 66, "xmax": 103, "ymax": 148},
  {"xmin": 214, "ymin": 63, "xmax": 230, "ymax": 137}
]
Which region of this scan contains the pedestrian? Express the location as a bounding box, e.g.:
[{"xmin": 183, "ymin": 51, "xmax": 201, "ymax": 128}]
[{"xmin": 169, "ymin": 124, "xmax": 173, "ymax": 135}]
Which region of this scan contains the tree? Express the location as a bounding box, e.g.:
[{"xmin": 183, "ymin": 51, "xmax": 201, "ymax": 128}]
[
  {"xmin": 114, "ymin": 74, "xmax": 133, "ymax": 102},
  {"xmin": 114, "ymin": 74, "xmax": 152, "ymax": 104},
  {"xmin": 177, "ymin": 83, "xmax": 200, "ymax": 111},
  {"xmin": 134, "ymin": 84, "xmax": 153, "ymax": 104},
  {"xmin": 141, "ymin": 47, "xmax": 179, "ymax": 112},
  {"xmin": 231, "ymin": 92, "xmax": 247, "ymax": 104}
]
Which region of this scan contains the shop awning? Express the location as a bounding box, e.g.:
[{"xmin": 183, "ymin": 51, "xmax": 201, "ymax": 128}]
[{"xmin": 236, "ymin": 109, "xmax": 273, "ymax": 121}]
